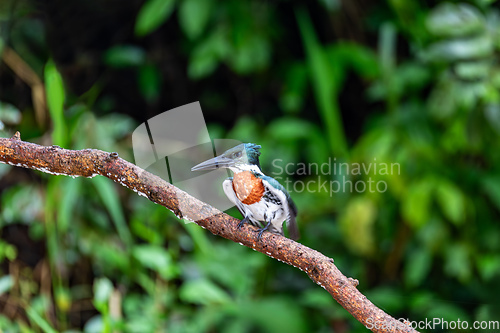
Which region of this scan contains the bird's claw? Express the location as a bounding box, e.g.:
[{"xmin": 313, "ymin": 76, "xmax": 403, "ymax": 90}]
[
  {"xmin": 255, "ymin": 221, "xmax": 271, "ymax": 240},
  {"xmin": 237, "ymin": 216, "xmax": 249, "ymax": 229},
  {"xmin": 256, "ymin": 228, "xmax": 266, "ymax": 240}
]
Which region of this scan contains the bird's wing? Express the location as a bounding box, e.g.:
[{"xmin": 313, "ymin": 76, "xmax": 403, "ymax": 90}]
[
  {"xmin": 285, "ymin": 194, "xmax": 299, "ymax": 239},
  {"xmin": 261, "ymin": 175, "xmax": 300, "ymax": 240},
  {"xmin": 286, "ymin": 204, "xmax": 300, "ymax": 240},
  {"xmin": 223, "ymin": 178, "xmax": 246, "ymax": 217}
]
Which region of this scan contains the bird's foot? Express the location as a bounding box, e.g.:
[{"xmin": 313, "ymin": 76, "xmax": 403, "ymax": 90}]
[
  {"xmin": 255, "ymin": 221, "xmax": 272, "ymax": 240},
  {"xmin": 237, "ymin": 216, "xmax": 250, "ymax": 229}
]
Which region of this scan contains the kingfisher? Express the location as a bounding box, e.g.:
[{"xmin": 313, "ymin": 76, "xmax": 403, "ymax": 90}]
[{"xmin": 191, "ymin": 143, "xmax": 299, "ymax": 240}]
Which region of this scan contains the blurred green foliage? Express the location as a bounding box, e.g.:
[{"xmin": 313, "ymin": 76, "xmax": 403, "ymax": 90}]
[{"xmin": 1, "ymin": 0, "xmax": 500, "ymax": 332}]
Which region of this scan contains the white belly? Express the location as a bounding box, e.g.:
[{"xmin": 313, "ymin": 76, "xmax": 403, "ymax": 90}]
[{"xmin": 246, "ymin": 201, "xmax": 286, "ymax": 224}]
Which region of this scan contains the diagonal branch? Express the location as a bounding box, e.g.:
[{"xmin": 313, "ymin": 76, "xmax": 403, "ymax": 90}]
[{"xmin": 0, "ymin": 133, "xmax": 418, "ymax": 333}]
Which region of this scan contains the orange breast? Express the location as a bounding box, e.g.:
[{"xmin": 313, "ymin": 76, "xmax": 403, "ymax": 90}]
[{"xmin": 232, "ymin": 171, "xmax": 265, "ymax": 205}]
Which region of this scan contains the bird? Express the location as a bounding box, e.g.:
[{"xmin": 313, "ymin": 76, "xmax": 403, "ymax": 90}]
[{"xmin": 191, "ymin": 143, "xmax": 299, "ymax": 240}]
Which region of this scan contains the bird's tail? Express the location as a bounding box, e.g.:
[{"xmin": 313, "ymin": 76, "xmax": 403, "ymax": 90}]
[{"xmin": 287, "ymin": 214, "xmax": 300, "ymax": 240}]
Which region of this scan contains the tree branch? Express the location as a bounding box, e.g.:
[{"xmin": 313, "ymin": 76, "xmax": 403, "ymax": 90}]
[{"xmin": 0, "ymin": 133, "xmax": 418, "ymax": 333}]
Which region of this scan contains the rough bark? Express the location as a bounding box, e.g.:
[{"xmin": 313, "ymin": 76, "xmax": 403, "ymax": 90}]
[{"xmin": 0, "ymin": 133, "xmax": 418, "ymax": 333}]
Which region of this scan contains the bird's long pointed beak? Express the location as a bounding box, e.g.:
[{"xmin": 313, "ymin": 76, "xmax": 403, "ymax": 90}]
[{"xmin": 191, "ymin": 156, "xmax": 234, "ymax": 171}]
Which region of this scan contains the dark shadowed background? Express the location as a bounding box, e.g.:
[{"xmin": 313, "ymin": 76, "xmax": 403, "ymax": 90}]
[{"xmin": 1, "ymin": 0, "xmax": 499, "ymax": 332}]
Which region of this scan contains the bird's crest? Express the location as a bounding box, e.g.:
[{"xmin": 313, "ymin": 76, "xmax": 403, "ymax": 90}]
[{"xmin": 244, "ymin": 143, "xmax": 262, "ymax": 167}]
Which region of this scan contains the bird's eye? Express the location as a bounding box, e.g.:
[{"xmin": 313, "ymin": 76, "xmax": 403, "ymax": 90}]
[{"xmin": 234, "ymin": 151, "xmax": 242, "ymax": 158}]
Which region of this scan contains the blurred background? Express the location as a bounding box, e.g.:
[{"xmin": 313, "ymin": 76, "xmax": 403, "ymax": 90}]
[{"xmin": 1, "ymin": 0, "xmax": 500, "ymax": 332}]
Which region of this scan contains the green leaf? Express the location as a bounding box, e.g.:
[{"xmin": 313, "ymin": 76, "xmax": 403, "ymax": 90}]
[
  {"xmin": 55, "ymin": 287, "xmax": 71, "ymax": 313},
  {"xmin": 183, "ymin": 222, "xmax": 211, "ymax": 256},
  {"xmin": 454, "ymin": 60, "xmax": 490, "ymax": 80},
  {"xmin": 404, "ymin": 249, "xmax": 432, "ymax": 287},
  {"xmin": 426, "ymin": 3, "xmax": 484, "ymax": 37},
  {"xmin": 29, "ymin": 296, "xmax": 49, "ymax": 314},
  {"xmin": 300, "ymin": 288, "xmax": 335, "ymax": 309},
  {"xmin": 428, "ymin": 77, "xmax": 457, "ymax": 120},
  {"xmin": 422, "ymin": 35, "xmax": 494, "ymax": 62},
  {"xmin": 484, "ymin": 103, "xmax": 500, "ymax": 134},
  {"xmin": 188, "ymin": 49, "xmax": 218, "ymax": 79},
  {"xmin": 477, "ymin": 254, "xmax": 500, "ymax": 281},
  {"xmin": 135, "ymin": 0, "xmax": 176, "ymax": 37},
  {"xmin": 180, "ymin": 279, "xmax": 231, "ymax": 305},
  {"xmin": 296, "ymin": 9, "xmax": 348, "ymax": 158},
  {"xmin": 335, "ymin": 42, "xmax": 379, "ymax": 79},
  {"xmin": 44, "ymin": 59, "xmax": 67, "ymax": 146},
  {"xmin": 0, "ymin": 275, "xmax": 14, "ymax": 295},
  {"xmin": 179, "ymin": 0, "xmax": 212, "ymax": 40},
  {"xmin": 440, "ymin": 118, "xmax": 468, "ymax": 153},
  {"xmin": 0, "ymin": 163, "xmax": 10, "ymax": 179},
  {"xmin": 239, "ymin": 298, "xmax": 307, "ymax": 333},
  {"xmin": 57, "ymin": 177, "xmax": 81, "ymax": 232},
  {"xmin": 481, "ymin": 175, "xmax": 500, "ymax": 210},
  {"xmin": 26, "ymin": 307, "xmax": 58, "ymax": 333},
  {"xmin": 267, "ymin": 117, "xmax": 314, "ymax": 140},
  {"xmin": 435, "ymin": 179, "xmax": 465, "ymax": 225},
  {"xmin": 228, "ymin": 35, "xmax": 270, "ymax": 74},
  {"xmin": 84, "ymin": 315, "xmax": 104, "ymax": 333},
  {"xmin": 0, "ymin": 240, "xmax": 17, "ymax": 261},
  {"xmin": 0, "ymin": 102, "xmax": 22, "ymax": 124},
  {"xmin": 104, "ymin": 45, "xmax": 146, "ymax": 67},
  {"xmin": 226, "ymin": 116, "xmax": 260, "ymax": 143},
  {"xmin": 138, "ymin": 63, "xmax": 161, "ymax": 102},
  {"xmin": 416, "ymin": 218, "xmax": 448, "ymax": 252},
  {"xmin": 95, "ymin": 113, "xmax": 136, "ymax": 149},
  {"xmin": 1, "ymin": 185, "xmax": 44, "ymax": 224},
  {"xmin": 82, "ymin": 239, "xmax": 129, "ymax": 272},
  {"xmin": 425, "ymin": 301, "xmax": 469, "ymax": 322},
  {"xmin": 340, "ymin": 196, "xmax": 377, "ymax": 256},
  {"xmin": 132, "ymin": 244, "xmax": 177, "ymax": 279},
  {"xmin": 280, "ymin": 62, "xmax": 308, "ymax": 113},
  {"xmin": 93, "ymin": 277, "xmax": 113, "ymax": 312},
  {"xmin": 194, "ymin": 242, "xmax": 265, "ymax": 297},
  {"xmin": 188, "ymin": 30, "xmax": 228, "ymax": 79},
  {"xmin": 130, "ymin": 218, "xmax": 162, "ymax": 244},
  {"xmin": 444, "ymin": 243, "xmax": 471, "ymax": 282},
  {"xmin": 93, "ymin": 177, "xmax": 132, "ymax": 246},
  {"xmin": 379, "ymin": 22, "xmax": 396, "ymax": 78},
  {"xmin": 365, "ymin": 287, "xmax": 402, "ymax": 314},
  {"xmin": 402, "ymin": 178, "xmax": 434, "ymax": 228}
]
